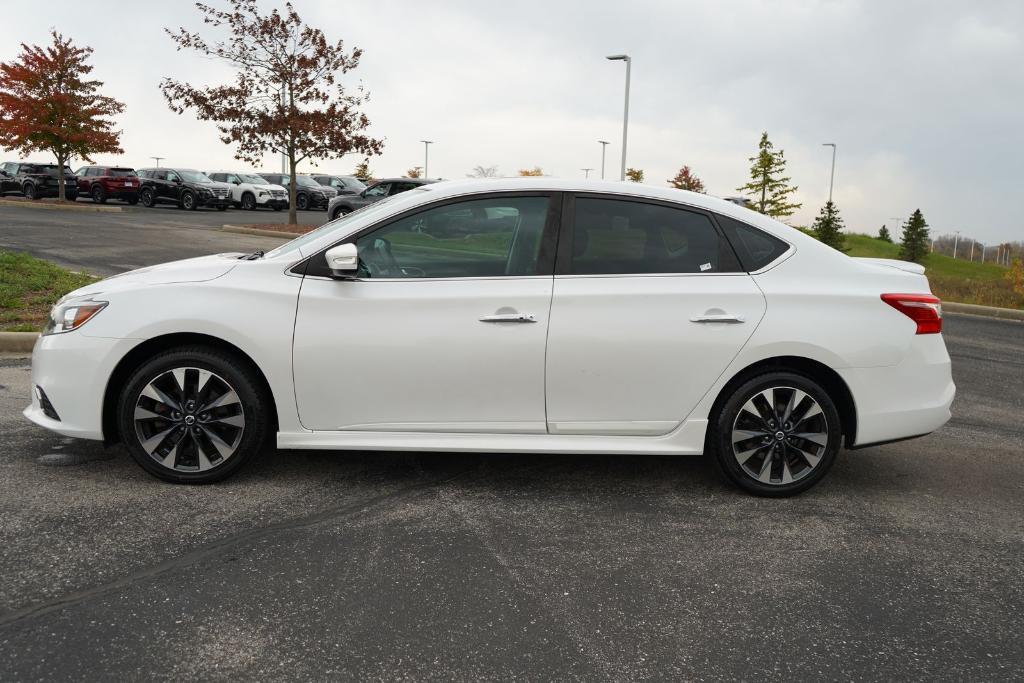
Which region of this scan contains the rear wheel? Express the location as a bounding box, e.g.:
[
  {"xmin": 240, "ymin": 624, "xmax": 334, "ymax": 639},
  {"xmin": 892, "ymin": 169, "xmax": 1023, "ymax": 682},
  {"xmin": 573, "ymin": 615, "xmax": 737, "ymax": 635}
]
[
  {"xmin": 24, "ymin": 183, "xmax": 39, "ymax": 200},
  {"xmin": 140, "ymin": 188, "xmax": 155, "ymax": 207},
  {"xmin": 296, "ymin": 192, "xmax": 309, "ymax": 211},
  {"xmin": 117, "ymin": 346, "xmax": 270, "ymax": 484},
  {"xmin": 91, "ymin": 185, "xmax": 106, "ymax": 203},
  {"xmin": 710, "ymin": 372, "xmax": 841, "ymax": 497}
]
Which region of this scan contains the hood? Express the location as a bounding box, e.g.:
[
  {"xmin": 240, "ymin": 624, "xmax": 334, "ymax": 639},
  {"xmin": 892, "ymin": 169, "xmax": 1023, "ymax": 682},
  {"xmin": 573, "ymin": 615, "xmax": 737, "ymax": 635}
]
[
  {"xmin": 63, "ymin": 253, "xmax": 242, "ymax": 300},
  {"xmin": 853, "ymin": 257, "xmax": 927, "ymax": 275}
]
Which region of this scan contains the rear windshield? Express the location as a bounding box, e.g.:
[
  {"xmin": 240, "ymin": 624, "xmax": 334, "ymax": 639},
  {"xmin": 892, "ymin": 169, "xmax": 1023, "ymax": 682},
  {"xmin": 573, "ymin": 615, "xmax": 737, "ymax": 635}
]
[{"xmin": 109, "ymin": 168, "xmax": 137, "ymax": 177}]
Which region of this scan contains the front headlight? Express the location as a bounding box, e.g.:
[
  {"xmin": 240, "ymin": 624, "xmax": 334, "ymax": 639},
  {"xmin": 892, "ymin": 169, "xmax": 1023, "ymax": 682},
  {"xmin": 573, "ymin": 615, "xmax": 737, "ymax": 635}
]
[
  {"xmin": 43, "ymin": 300, "xmax": 108, "ymax": 335},
  {"xmin": 258, "ymin": 191, "xmax": 268, "ymax": 197},
  {"xmin": 199, "ymin": 189, "xmax": 212, "ymax": 197}
]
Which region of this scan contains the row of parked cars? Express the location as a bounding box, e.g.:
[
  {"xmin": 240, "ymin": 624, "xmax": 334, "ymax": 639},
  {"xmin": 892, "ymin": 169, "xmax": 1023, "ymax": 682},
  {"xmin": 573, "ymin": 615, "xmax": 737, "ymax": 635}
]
[{"xmin": 0, "ymin": 161, "xmax": 434, "ymax": 216}]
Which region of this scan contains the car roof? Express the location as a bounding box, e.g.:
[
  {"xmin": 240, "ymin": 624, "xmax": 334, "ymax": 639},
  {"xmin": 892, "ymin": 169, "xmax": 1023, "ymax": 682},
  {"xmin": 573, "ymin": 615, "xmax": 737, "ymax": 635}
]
[{"xmin": 373, "ymin": 177, "xmax": 435, "ymax": 184}]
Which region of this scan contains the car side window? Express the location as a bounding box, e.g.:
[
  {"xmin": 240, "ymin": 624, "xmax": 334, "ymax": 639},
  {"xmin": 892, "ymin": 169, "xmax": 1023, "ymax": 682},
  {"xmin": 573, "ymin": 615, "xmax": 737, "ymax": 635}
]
[
  {"xmin": 568, "ymin": 197, "xmax": 741, "ymax": 275},
  {"xmin": 166, "ymin": 171, "xmax": 180, "ymax": 182},
  {"xmin": 352, "ymin": 196, "xmax": 552, "ymax": 279},
  {"xmin": 715, "ymin": 215, "xmax": 790, "ymax": 271},
  {"xmin": 154, "ymin": 170, "xmax": 168, "ymax": 181},
  {"xmin": 364, "ymin": 183, "xmax": 388, "ymax": 198}
]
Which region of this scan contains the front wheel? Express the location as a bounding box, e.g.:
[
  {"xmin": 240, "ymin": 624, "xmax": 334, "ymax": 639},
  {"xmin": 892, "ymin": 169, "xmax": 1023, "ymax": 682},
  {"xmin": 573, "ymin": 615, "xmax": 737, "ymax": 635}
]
[
  {"xmin": 240, "ymin": 193, "xmax": 256, "ymax": 210},
  {"xmin": 295, "ymin": 193, "xmax": 309, "ymax": 211},
  {"xmin": 24, "ymin": 183, "xmax": 39, "ymax": 200},
  {"xmin": 181, "ymin": 191, "xmax": 197, "ymax": 210},
  {"xmin": 330, "ymin": 207, "xmax": 349, "ymax": 221},
  {"xmin": 710, "ymin": 372, "xmax": 842, "ymax": 497},
  {"xmin": 117, "ymin": 346, "xmax": 271, "ymax": 484}
]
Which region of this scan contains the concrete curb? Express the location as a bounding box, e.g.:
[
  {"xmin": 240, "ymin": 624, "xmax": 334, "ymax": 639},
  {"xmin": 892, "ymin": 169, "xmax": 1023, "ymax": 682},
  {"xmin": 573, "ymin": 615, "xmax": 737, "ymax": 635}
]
[
  {"xmin": 222, "ymin": 225, "xmax": 298, "ymax": 239},
  {"xmin": 0, "ymin": 332, "xmax": 39, "ymax": 352},
  {"xmin": 944, "ymin": 301, "xmax": 1024, "ymax": 322},
  {"xmin": 0, "ymin": 198, "xmax": 125, "ymax": 213}
]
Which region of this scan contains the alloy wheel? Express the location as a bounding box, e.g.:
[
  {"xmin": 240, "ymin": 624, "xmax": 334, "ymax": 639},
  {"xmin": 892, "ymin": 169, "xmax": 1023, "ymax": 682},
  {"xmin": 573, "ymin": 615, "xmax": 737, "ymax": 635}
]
[
  {"xmin": 133, "ymin": 367, "xmax": 245, "ymax": 472},
  {"xmin": 731, "ymin": 386, "xmax": 829, "ymax": 486},
  {"xmin": 182, "ymin": 192, "xmax": 195, "ymax": 210}
]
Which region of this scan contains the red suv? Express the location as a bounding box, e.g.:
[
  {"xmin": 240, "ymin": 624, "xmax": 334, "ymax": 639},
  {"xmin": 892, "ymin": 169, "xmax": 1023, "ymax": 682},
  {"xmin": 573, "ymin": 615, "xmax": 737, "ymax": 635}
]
[{"xmin": 74, "ymin": 166, "xmax": 141, "ymax": 204}]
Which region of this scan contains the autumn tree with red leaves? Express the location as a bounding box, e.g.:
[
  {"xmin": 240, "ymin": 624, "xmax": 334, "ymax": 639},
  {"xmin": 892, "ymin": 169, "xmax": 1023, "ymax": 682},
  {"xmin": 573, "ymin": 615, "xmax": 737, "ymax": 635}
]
[
  {"xmin": 0, "ymin": 31, "xmax": 124, "ymax": 201},
  {"xmin": 667, "ymin": 165, "xmax": 706, "ymax": 193},
  {"xmin": 161, "ymin": 0, "xmax": 383, "ymax": 225}
]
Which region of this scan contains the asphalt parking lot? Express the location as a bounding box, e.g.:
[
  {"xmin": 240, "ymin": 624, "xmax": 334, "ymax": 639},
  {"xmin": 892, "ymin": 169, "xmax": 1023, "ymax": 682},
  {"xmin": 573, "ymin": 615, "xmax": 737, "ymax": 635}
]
[{"xmin": 0, "ymin": 206, "xmax": 1022, "ymax": 679}]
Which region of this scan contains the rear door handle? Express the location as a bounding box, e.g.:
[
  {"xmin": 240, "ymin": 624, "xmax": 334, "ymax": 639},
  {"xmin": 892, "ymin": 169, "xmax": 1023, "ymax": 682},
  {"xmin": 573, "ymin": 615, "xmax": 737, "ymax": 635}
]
[
  {"xmin": 690, "ymin": 314, "xmax": 745, "ymax": 323},
  {"xmin": 480, "ymin": 313, "xmax": 537, "ymax": 323}
]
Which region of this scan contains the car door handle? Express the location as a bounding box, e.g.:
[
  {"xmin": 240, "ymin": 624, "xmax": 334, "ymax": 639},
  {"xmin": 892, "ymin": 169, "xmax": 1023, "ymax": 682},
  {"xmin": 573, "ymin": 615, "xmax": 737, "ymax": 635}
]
[
  {"xmin": 479, "ymin": 313, "xmax": 537, "ymax": 323},
  {"xmin": 690, "ymin": 314, "xmax": 745, "ymax": 323}
]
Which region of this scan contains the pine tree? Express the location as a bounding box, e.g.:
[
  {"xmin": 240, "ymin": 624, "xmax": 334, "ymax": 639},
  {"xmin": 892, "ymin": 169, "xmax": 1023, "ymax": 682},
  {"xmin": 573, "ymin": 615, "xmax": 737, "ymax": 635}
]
[
  {"xmin": 878, "ymin": 224, "xmax": 892, "ymax": 243},
  {"xmin": 353, "ymin": 158, "xmax": 372, "ymax": 182},
  {"xmin": 625, "ymin": 168, "xmax": 644, "ymax": 183},
  {"xmin": 811, "ymin": 201, "xmax": 847, "ymax": 252},
  {"xmin": 668, "ymin": 165, "xmax": 706, "ymax": 193},
  {"xmin": 898, "ymin": 209, "xmax": 930, "ymax": 263},
  {"xmin": 737, "ymin": 132, "xmax": 801, "ymax": 219}
]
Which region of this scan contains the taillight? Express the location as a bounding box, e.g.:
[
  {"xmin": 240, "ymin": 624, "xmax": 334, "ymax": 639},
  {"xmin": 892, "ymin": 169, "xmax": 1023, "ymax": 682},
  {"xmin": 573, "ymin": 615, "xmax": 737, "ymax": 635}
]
[{"xmin": 881, "ymin": 293, "xmax": 942, "ymax": 334}]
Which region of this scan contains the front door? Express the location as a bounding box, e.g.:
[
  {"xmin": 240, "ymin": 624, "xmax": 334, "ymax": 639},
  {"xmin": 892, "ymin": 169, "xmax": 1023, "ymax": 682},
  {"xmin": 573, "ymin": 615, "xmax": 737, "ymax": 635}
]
[
  {"xmin": 545, "ymin": 195, "xmax": 767, "ymax": 436},
  {"xmin": 292, "ymin": 193, "xmax": 559, "ymax": 433}
]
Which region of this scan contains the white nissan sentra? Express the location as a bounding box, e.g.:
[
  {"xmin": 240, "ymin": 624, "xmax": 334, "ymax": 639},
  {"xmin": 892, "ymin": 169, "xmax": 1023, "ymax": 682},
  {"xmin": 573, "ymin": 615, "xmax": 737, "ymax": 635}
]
[{"xmin": 24, "ymin": 178, "xmax": 954, "ymax": 496}]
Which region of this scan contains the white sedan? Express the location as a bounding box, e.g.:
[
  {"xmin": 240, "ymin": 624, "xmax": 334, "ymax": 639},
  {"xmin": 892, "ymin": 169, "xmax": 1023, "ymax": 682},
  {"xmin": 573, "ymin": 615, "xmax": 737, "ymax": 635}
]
[{"xmin": 24, "ymin": 179, "xmax": 954, "ymax": 496}]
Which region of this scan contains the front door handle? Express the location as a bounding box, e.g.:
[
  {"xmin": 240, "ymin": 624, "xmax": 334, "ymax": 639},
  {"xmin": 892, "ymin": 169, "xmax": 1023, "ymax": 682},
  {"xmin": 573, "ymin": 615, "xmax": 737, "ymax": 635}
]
[
  {"xmin": 479, "ymin": 313, "xmax": 537, "ymax": 323},
  {"xmin": 690, "ymin": 314, "xmax": 745, "ymax": 323}
]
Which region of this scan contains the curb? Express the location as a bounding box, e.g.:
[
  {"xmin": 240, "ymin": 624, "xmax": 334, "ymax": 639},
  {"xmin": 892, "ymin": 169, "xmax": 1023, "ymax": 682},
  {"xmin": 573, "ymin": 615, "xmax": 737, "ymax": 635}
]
[
  {"xmin": 0, "ymin": 332, "xmax": 39, "ymax": 353},
  {"xmin": 944, "ymin": 301, "xmax": 1024, "ymax": 322},
  {"xmin": 222, "ymin": 225, "xmax": 298, "ymax": 239},
  {"xmin": 0, "ymin": 198, "xmax": 125, "ymax": 213}
]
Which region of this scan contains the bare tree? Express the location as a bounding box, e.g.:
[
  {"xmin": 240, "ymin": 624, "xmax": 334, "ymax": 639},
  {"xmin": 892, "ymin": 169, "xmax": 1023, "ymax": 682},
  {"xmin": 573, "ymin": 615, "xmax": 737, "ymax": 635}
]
[{"xmin": 467, "ymin": 165, "xmax": 499, "ymax": 178}]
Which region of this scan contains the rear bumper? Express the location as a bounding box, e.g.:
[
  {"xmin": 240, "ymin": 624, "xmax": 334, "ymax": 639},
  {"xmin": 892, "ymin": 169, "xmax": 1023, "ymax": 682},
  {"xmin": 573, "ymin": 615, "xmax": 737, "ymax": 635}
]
[{"xmin": 838, "ymin": 334, "xmax": 955, "ymax": 447}]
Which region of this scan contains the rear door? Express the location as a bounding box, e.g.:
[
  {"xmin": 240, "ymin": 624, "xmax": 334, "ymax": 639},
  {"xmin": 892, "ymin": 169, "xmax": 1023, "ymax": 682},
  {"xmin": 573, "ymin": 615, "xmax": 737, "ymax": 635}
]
[{"xmin": 544, "ymin": 194, "xmax": 767, "ymax": 436}]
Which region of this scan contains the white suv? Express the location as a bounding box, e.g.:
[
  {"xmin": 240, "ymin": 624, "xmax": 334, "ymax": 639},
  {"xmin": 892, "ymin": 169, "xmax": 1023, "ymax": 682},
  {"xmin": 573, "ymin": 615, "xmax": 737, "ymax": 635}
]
[{"xmin": 207, "ymin": 171, "xmax": 288, "ymax": 211}]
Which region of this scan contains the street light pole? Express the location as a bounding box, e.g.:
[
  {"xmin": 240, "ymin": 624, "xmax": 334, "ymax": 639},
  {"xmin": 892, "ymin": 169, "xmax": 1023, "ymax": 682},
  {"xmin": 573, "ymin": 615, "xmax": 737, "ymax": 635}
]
[
  {"xmin": 598, "ymin": 140, "xmax": 610, "ymax": 179},
  {"xmin": 606, "ymin": 55, "xmax": 631, "ymax": 181},
  {"xmin": 581, "ymin": 168, "xmax": 593, "ymax": 178},
  {"xmin": 150, "ymin": 156, "xmax": 164, "ymax": 168},
  {"xmin": 822, "ymin": 143, "xmax": 836, "ymax": 203},
  {"xmin": 420, "ymin": 140, "xmax": 433, "ymax": 179},
  {"xmin": 952, "ymin": 230, "xmax": 960, "ymax": 259}
]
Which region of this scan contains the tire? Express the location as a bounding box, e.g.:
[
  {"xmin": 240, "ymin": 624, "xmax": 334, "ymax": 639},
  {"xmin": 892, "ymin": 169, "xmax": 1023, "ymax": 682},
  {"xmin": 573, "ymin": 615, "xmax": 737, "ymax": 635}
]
[
  {"xmin": 296, "ymin": 192, "xmax": 309, "ymax": 211},
  {"xmin": 127, "ymin": 197, "xmax": 139, "ymax": 206},
  {"xmin": 140, "ymin": 188, "xmax": 155, "ymax": 207},
  {"xmin": 91, "ymin": 185, "xmax": 107, "ymax": 204},
  {"xmin": 240, "ymin": 192, "xmax": 256, "ymax": 210},
  {"xmin": 24, "ymin": 183, "xmax": 39, "ymax": 200},
  {"xmin": 709, "ymin": 371, "xmax": 842, "ymax": 497},
  {"xmin": 331, "ymin": 207, "xmax": 349, "ymax": 221},
  {"xmin": 216, "ymin": 204, "xmax": 227, "ymax": 212},
  {"xmin": 181, "ymin": 191, "xmax": 197, "ymax": 211},
  {"xmin": 117, "ymin": 346, "xmax": 271, "ymax": 484}
]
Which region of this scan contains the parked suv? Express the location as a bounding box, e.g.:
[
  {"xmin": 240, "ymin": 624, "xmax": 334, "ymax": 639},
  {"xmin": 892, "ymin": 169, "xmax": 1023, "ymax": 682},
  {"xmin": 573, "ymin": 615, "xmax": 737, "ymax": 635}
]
[
  {"xmin": 207, "ymin": 171, "xmax": 288, "ymax": 211},
  {"xmin": 327, "ymin": 177, "xmax": 435, "ymax": 220},
  {"xmin": 0, "ymin": 168, "xmax": 21, "ymax": 196},
  {"xmin": 0, "ymin": 162, "xmax": 78, "ymax": 200},
  {"xmin": 74, "ymin": 165, "xmax": 140, "ymax": 204},
  {"xmin": 137, "ymin": 168, "xmax": 231, "ymax": 211},
  {"xmin": 257, "ymin": 173, "xmax": 335, "ymax": 211},
  {"xmin": 311, "ymin": 174, "xmax": 366, "ymax": 196}
]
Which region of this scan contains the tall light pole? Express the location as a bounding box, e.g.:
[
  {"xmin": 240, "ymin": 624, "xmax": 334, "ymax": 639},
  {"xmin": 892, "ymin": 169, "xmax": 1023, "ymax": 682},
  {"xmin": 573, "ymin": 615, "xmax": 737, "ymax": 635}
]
[
  {"xmin": 581, "ymin": 168, "xmax": 593, "ymax": 178},
  {"xmin": 822, "ymin": 143, "xmax": 836, "ymax": 203},
  {"xmin": 606, "ymin": 54, "xmax": 631, "ymax": 181},
  {"xmin": 952, "ymin": 230, "xmax": 961, "ymax": 259},
  {"xmin": 150, "ymin": 156, "xmax": 164, "ymax": 168},
  {"xmin": 598, "ymin": 140, "xmax": 610, "ymax": 179},
  {"xmin": 420, "ymin": 140, "xmax": 433, "ymax": 179}
]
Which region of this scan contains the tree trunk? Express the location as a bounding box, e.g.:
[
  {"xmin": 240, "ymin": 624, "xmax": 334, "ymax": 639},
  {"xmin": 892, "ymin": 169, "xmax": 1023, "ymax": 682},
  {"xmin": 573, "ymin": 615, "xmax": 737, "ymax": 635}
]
[
  {"xmin": 56, "ymin": 152, "xmax": 67, "ymax": 202},
  {"xmin": 287, "ymin": 150, "xmax": 298, "ymax": 226}
]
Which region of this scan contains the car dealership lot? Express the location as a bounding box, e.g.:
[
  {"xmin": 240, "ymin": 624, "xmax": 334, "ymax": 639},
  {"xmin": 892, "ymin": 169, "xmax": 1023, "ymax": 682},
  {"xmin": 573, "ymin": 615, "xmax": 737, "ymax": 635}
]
[{"xmin": 0, "ymin": 311, "xmax": 1021, "ymax": 679}]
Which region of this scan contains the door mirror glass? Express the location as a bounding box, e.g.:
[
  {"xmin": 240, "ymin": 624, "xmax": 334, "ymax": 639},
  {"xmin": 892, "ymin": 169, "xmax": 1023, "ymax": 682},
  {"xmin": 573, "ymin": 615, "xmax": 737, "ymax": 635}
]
[{"xmin": 324, "ymin": 243, "xmax": 359, "ymax": 277}]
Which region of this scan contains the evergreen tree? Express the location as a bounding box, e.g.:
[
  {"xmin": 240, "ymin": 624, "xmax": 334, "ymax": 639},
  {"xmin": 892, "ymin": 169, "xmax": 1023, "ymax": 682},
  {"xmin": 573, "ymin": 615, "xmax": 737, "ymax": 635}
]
[
  {"xmin": 878, "ymin": 224, "xmax": 892, "ymax": 242},
  {"xmin": 737, "ymin": 132, "xmax": 801, "ymax": 219},
  {"xmin": 625, "ymin": 167, "xmax": 644, "ymax": 183},
  {"xmin": 898, "ymin": 209, "xmax": 930, "ymax": 263},
  {"xmin": 668, "ymin": 165, "xmax": 705, "ymax": 193},
  {"xmin": 353, "ymin": 158, "xmax": 372, "ymax": 182},
  {"xmin": 811, "ymin": 201, "xmax": 847, "ymax": 251}
]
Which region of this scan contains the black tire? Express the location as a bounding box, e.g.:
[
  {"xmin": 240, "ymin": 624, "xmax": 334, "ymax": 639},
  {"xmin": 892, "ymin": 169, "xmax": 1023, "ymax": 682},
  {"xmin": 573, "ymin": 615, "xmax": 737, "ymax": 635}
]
[
  {"xmin": 140, "ymin": 188, "xmax": 155, "ymax": 207},
  {"xmin": 24, "ymin": 183, "xmax": 39, "ymax": 200},
  {"xmin": 91, "ymin": 185, "xmax": 107, "ymax": 203},
  {"xmin": 216, "ymin": 204, "xmax": 228, "ymax": 211},
  {"xmin": 127, "ymin": 197, "xmax": 139, "ymax": 205},
  {"xmin": 296, "ymin": 192, "xmax": 309, "ymax": 211},
  {"xmin": 709, "ymin": 371, "xmax": 842, "ymax": 497},
  {"xmin": 181, "ymin": 191, "xmax": 197, "ymax": 210},
  {"xmin": 331, "ymin": 207, "xmax": 349, "ymax": 221},
  {"xmin": 240, "ymin": 192, "xmax": 256, "ymax": 210},
  {"xmin": 117, "ymin": 346, "xmax": 271, "ymax": 484}
]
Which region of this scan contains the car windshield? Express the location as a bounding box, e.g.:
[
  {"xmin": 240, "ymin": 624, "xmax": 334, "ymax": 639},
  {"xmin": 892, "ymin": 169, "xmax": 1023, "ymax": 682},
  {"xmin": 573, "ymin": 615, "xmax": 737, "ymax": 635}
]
[
  {"xmin": 344, "ymin": 177, "xmax": 367, "ymax": 190},
  {"xmin": 295, "ymin": 175, "xmax": 321, "ymax": 188},
  {"xmin": 240, "ymin": 174, "xmax": 269, "ymax": 185},
  {"xmin": 178, "ymin": 170, "xmax": 212, "ymax": 183},
  {"xmin": 265, "ymin": 196, "xmax": 399, "ymax": 259},
  {"xmin": 110, "ymin": 168, "xmax": 137, "ymax": 177}
]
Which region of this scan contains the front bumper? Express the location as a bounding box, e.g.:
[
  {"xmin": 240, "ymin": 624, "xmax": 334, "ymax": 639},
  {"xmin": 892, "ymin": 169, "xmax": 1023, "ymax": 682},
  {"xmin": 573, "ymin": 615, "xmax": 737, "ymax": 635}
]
[
  {"xmin": 23, "ymin": 332, "xmax": 141, "ymax": 441},
  {"xmin": 198, "ymin": 195, "xmax": 231, "ymax": 209},
  {"xmin": 258, "ymin": 197, "xmax": 289, "ymax": 209}
]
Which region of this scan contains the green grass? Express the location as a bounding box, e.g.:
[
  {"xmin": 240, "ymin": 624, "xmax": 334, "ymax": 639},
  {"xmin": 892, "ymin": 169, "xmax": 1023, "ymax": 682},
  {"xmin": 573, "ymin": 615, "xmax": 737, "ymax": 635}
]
[
  {"xmin": 838, "ymin": 233, "xmax": 1022, "ymax": 309},
  {"xmin": 0, "ymin": 251, "xmax": 99, "ymax": 332}
]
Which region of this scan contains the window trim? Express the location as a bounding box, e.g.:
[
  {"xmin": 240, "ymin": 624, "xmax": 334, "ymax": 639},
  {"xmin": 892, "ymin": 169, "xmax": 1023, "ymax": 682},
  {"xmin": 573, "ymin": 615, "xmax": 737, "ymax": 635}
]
[
  {"xmin": 554, "ymin": 192, "xmax": 746, "ymax": 277},
  {"xmin": 293, "ymin": 190, "xmax": 564, "ymax": 281}
]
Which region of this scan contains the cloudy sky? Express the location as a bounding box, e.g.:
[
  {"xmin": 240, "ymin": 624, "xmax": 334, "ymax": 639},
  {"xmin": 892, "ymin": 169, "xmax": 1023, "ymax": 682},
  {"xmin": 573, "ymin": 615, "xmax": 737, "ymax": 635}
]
[{"xmin": 2, "ymin": 0, "xmax": 1021, "ymax": 243}]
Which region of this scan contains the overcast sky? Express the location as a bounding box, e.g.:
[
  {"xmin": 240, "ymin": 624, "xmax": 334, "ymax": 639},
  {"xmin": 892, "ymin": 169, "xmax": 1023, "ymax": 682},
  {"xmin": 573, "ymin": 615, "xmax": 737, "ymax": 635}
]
[{"xmin": 2, "ymin": 0, "xmax": 1021, "ymax": 243}]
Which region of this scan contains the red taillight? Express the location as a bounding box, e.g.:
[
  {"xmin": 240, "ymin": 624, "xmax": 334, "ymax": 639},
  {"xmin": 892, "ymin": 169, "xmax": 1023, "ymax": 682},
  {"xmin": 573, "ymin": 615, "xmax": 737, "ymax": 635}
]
[{"xmin": 881, "ymin": 293, "xmax": 942, "ymax": 334}]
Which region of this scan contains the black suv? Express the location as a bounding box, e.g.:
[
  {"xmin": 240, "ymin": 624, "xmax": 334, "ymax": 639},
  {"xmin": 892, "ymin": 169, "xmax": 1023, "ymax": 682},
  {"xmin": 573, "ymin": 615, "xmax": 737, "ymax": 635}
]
[
  {"xmin": 0, "ymin": 162, "xmax": 78, "ymax": 200},
  {"xmin": 257, "ymin": 173, "xmax": 334, "ymax": 211},
  {"xmin": 327, "ymin": 178, "xmax": 435, "ymax": 221},
  {"xmin": 136, "ymin": 168, "xmax": 231, "ymax": 211},
  {"xmin": 0, "ymin": 167, "xmax": 21, "ymax": 196}
]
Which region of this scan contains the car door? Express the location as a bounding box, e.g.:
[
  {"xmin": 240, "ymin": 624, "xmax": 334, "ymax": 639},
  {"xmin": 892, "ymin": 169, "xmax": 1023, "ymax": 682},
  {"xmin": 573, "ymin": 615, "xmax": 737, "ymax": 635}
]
[
  {"xmin": 164, "ymin": 170, "xmax": 183, "ymax": 201},
  {"xmin": 292, "ymin": 192, "xmax": 560, "ymax": 433},
  {"xmin": 544, "ymin": 194, "xmax": 767, "ymax": 436}
]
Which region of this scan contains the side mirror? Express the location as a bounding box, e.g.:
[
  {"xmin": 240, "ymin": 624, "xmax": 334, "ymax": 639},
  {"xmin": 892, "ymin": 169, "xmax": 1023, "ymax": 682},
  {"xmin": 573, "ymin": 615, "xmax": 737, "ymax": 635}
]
[
  {"xmin": 173, "ymin": 177, "xmax": 182, "ymax": 184},
  {"xmin": 324, "ymin": 243, "xmax": 359, "ymax": 278}
]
